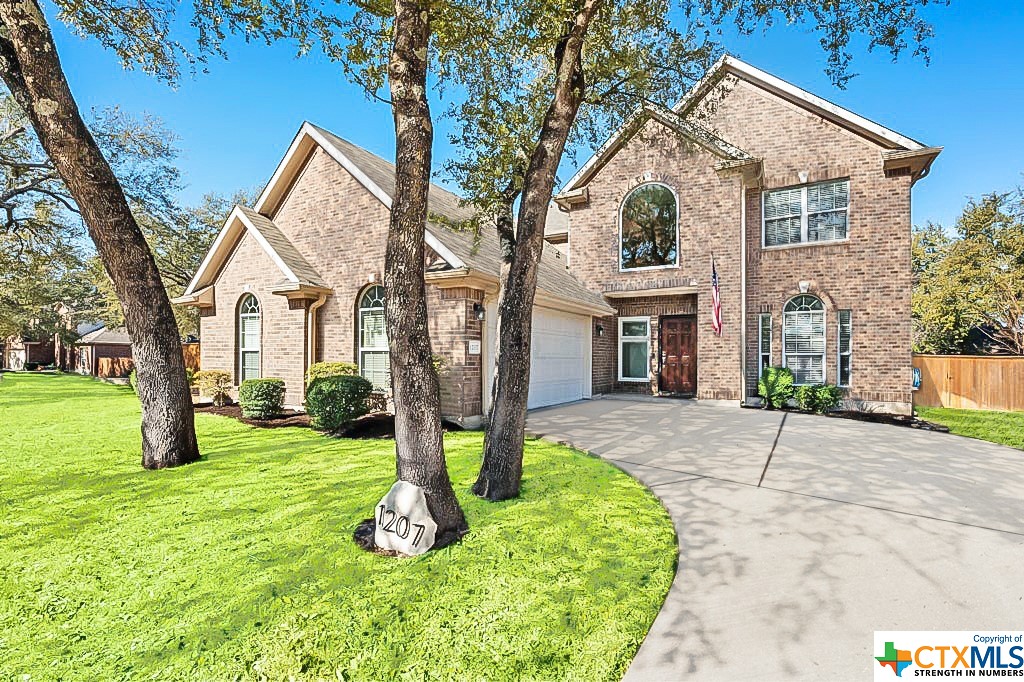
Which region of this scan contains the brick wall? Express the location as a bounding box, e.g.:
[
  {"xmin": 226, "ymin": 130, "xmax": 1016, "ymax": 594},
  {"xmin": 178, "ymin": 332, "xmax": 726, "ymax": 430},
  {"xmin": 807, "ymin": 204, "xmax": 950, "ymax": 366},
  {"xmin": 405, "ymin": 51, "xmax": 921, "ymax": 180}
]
[
  {"xmin": 569, "ymin": 75, "xmax": 916, "ymax": 410},
  {"xmin": 702, "ymin": 78, "xmax": 914, "ymax": 409},
  {"xmin": 201, "ymin": 231, "xmax": 308, "ymax": 406},
  {"xmin": 199, "ymin": 146, "xmax": 483, "ymax": 419},
  {"xmin": 568, "ymin": 119, "xmax": 745, "ymax": 401}
]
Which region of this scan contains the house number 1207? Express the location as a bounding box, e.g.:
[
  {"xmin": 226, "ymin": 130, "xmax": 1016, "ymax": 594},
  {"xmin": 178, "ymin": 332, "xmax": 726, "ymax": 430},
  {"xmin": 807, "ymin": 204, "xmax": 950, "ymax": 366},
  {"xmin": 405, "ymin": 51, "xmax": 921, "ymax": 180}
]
[{"xmin": 377, "ymin": 504, "xmax": 426, "ymax": 547}]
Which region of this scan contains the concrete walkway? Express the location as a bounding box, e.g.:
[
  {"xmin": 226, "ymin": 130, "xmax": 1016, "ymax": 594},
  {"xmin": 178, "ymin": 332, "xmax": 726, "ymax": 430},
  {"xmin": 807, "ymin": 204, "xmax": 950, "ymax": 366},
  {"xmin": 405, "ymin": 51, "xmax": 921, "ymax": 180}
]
[{"xmin": 526, "ymin": 398, "xmax": 1024, "ymax": 681}]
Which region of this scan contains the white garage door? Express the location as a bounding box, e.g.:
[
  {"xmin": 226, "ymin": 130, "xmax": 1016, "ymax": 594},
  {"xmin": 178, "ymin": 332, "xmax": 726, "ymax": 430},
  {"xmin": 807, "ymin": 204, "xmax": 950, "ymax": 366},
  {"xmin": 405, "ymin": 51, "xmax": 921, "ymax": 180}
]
[{"xmin": 484, "ymin": 303, "xmax": 591, "ymax": 411}]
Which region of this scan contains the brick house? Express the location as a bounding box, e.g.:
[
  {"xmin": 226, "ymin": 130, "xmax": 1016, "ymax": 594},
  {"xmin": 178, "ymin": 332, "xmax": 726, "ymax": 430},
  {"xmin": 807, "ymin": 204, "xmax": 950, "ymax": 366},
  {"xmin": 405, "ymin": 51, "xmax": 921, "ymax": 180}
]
[
  {"xmin": 178, "ymin": 56, "xmax": 936, "ymax": 418},
  {"xmin": 175, "ymin": 124, "xmax": 612, "ymax": 424},
  {"xmin": 555, "ymin": 56, "xmax": 939, "ymax": 414}
]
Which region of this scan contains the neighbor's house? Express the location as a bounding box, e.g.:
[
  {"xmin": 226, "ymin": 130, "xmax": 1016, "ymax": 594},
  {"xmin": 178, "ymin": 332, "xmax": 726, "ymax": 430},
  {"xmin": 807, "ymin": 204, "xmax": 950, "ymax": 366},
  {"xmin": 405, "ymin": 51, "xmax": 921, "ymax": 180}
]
[
  {"xmin": 176, "ymin": 56, "xmax": 937, "ymax": 418},
  {"xmin": 2, "ymin": 334, "xmax": 55, "ymax": 370},
  {"xmin": 74, "ymin": 326, "xmax": 133, "ymax": 378}
]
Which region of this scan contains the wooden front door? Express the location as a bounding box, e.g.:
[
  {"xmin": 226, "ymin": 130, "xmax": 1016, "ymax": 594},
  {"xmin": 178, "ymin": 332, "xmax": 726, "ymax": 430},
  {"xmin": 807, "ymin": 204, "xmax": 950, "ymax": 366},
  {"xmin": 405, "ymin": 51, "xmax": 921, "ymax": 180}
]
[{"xmin": 660, "ymin": 316, "xmax": 697, "ymax": 395}]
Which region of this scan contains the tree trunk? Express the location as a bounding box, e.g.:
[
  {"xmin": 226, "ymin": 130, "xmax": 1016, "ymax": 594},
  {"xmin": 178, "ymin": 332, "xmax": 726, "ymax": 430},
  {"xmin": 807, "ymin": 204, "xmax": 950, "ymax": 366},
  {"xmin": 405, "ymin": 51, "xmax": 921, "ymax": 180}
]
[
  {"xmin": 384, "ymin": 0, "xmax": 467, "ymax": 545},
  {"xmin": 475, "ymin": 5, "xmax": 599, "ymax": 501},
  {"xmin": 0, "ymin": 0, "xmax": 200, "ymax": 468}
]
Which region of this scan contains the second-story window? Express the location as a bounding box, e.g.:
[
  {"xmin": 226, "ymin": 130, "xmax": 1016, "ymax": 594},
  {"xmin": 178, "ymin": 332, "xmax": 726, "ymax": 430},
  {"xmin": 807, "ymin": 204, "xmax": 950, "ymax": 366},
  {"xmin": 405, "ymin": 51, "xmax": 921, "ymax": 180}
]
[
  {"xmin": 620, "ymin": 183, "xmax": 678, "ymax": 270},
  {"xmin": 763, "ymin": 179, "xmax": 849, "ymax": 247}
]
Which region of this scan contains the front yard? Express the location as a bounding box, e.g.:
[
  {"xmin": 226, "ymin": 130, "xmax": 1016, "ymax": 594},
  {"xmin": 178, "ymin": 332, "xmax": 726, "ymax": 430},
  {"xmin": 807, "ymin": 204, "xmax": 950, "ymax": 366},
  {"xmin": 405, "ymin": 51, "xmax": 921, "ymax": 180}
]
[
  {"xmin": 915, "ymin": 406, "xmax": 1024, "ymax": 450},
  {"xmin": 0, "ymin": 373, "xmax": 675, "ymax": 680}
]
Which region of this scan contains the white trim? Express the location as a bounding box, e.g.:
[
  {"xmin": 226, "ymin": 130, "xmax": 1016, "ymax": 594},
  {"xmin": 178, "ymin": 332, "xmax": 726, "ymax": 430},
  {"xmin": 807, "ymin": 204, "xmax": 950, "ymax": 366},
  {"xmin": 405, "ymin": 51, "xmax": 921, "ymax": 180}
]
[
  {"xmin": 782, "ymin": 296, "xmax": 826, "ymax": 386},
  {"xmin": 617, "ymin": 316, "xmax": 651, "ymax": 383},
  {"xmin": 357, "ymin": 284, "xmax": 390, "ymax": 390},
  {"xmin": 740, "ymin": 183, "xmax": 748, "ymax": 399},
  {"xmin": 183, "ymin": 209, "xmax": 238, "ymax": 296},
  {"xmin": 758, "ymin": 312, "xmax": 773, "ymax": 378},
  {"xmin": 837, "ymin": 309, "xmax": 852, "ymax": 387},
  {"xmin": 618, "ymin": 182, "xmax": 680, "ymax": 272},
  {"xmin": 710, "ymin": 57, "xmax": 925, "ymax": 151},
  {"xmin": 762, "ymin": 179, "xmax": 850, "ymax": 248},
  {"xmin": 560, "ymin": 54, "xmax": 925, "ymax": 197},
  {"xmin": 238, "ymin": 293, "xmax": 262, "ymax": 383},
  {"xmin": 237, "ymin": 210, "xmax": 299, "ymax": 284},
  {"xmin": 424, "ymin": 230, "xmax": 466, "ymax": 269},
  {"xmin": 603, "ymin": 285, "xmax": 698, "ymax": 298},
  {"xmin": 253, "ymin": 126, "xmax": 311, "ymax": 213}
]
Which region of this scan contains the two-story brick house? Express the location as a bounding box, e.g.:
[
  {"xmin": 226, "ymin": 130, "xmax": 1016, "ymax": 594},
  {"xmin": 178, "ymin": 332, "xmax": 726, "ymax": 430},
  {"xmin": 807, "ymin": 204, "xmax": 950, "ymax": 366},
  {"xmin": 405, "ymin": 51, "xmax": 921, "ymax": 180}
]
[
  {"xmin": 177, "ymin": 56, "xmax": 937, "ymax": 419},
  {"xmin": 556, "ymin": 55, "xmax": 939, "ymax": 413}
]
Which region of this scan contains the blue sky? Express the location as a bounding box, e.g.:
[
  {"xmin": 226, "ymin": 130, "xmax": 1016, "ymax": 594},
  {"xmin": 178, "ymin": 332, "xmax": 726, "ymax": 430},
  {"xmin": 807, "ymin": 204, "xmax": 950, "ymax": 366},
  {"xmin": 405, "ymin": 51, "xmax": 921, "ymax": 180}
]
[{"xmin": 51, "ymin": 0, "xmax": 1023, "ymax": 228}]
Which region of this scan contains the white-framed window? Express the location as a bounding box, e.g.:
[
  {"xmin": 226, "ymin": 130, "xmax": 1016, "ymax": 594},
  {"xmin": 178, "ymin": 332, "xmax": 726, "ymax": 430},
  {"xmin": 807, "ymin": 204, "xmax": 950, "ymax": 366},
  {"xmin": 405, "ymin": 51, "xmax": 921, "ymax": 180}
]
[
  {"xmin": 238, "ymin": 294, "xmax": 261, "ymax": 383},
  {"xmin": 758, "ymin": 313, "xmax": 772, "ymax": 376},
  {"xmin": 358, "ymin": 285, "xmax": 390, "ymax": 390},
  {"xmin": 763, "ymin": 179, "xmax": 849, "ymax": 247},
  {"xmin": 838, "ymin": 309, "xmax": 852, "ymax": 387},
  {"xmin": 618, "ymin": 316, "xmax": 650, "ymax": 382},
  {"xmin": 619, "ymin": 183, "xmax": 679, "ymax": 271},
  {"xmin": 783, "ymin": 295, "xmax": 826, "ymax": 385}
]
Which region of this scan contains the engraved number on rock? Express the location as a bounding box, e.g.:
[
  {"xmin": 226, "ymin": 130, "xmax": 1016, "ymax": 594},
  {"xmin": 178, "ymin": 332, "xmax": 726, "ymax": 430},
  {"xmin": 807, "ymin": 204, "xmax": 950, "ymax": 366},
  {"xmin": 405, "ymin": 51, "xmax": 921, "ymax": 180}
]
[{"xmin": 378, "ymin": 504, "xmax": 427, "ymax": 547}]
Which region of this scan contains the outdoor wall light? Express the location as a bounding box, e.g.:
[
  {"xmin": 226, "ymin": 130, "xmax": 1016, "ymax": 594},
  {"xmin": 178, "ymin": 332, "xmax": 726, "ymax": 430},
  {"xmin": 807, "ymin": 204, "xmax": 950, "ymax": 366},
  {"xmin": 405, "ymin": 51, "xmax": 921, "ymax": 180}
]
[
  {"xmin": 596, "ymin": 324, "xmax": 604, "ymax": 337},
  {"xmin": 473, "ymin": 303, "xmax": 486, "ymax": 321}
]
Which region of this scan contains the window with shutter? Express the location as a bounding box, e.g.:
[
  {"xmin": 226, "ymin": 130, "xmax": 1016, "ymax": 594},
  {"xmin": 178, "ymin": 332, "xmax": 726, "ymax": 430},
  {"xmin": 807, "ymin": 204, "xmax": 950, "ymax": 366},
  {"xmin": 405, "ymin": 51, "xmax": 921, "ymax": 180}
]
[
  {"xmin": 763, "ymin": 179, "xmax": 849, "ymax": 247},
  {"xmin": 783, "ymin": 295, "xmax": 826, "ymax": 384},
  {"xmin": 838, "ymin": 309, "xmax": 852, "ymax": 386},
  {"xmin": 758, "ymin": 313, "xmax": 772, "ymax": 376}
]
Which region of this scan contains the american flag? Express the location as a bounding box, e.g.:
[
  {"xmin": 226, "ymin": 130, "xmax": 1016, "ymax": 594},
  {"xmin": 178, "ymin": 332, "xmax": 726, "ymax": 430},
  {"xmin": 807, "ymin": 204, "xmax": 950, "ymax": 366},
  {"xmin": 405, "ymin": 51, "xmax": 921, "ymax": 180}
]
[{"xmin": 711, "ymin": 257, "xmax": 723, "ymax": 336}]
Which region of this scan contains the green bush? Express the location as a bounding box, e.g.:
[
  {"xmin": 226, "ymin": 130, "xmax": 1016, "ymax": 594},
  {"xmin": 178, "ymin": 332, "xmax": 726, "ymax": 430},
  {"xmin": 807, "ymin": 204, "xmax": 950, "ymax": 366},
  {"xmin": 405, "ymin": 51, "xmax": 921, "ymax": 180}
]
[
  {"xmin": 185, "ymin": 367, "xmax": 199, "ymax": 387},
  {"xmin": 129, "ymin": 369, "xmax": 138, "ymax": 394},
  {"xmin": 196, "ymin": 369, "xmax": 233, "ymax": 407},
  {"xmin": 305, "ymin": 374, "xmax": 372, "ymax": 431},
  {"xmin": 239, "ymin": 378, "xmax": 285, "ymax": 420},
  {"xmin": 795, "ymin": 383, "xmax": 844, "ymax": 414},
  {"xmin": 306, "ymin": 361, "xmax": 358, "ymax": 385},
  {"xmin": 758, "ymin": 366, "xmax": 795, "ymax": 409}
]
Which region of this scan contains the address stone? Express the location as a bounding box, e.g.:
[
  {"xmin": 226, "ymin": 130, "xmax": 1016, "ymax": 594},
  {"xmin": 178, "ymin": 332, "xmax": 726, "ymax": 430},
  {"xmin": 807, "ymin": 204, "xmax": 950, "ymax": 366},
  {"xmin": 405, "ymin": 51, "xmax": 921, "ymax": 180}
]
[{"xmin": 374, "ymin": 481, "xmax": 437, "ymax": 556}]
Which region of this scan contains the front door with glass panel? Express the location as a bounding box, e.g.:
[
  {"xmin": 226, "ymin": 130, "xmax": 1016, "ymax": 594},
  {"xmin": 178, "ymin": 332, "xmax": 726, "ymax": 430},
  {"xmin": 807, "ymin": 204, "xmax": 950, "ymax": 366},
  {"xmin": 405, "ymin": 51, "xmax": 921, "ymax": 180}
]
[{"xmin": 659, "ymin": 316, "xmax": 696, "ymax": 395}]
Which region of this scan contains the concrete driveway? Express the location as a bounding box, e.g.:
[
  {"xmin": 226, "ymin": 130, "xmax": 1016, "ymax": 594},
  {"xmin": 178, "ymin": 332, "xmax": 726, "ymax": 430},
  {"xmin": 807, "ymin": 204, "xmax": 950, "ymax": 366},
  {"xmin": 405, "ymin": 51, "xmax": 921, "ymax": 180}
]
[{"xmin": 526, "ymin": 398, "xmax": 1024, "ymax": 681}]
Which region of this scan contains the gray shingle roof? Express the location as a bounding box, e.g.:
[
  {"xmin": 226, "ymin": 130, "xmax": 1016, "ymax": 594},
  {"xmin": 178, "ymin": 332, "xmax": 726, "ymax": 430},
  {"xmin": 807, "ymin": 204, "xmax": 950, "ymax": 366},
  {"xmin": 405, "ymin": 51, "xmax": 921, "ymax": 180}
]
[
  {"xmin": 310, "ymin": 124, "xmax": 610, "ymax": 313},
  {"xmin": 77, "ymin": 326, "xmax": 131, "ymax": 345},
  {"xmin": 236, "ymin": 206, "xmax": 327, "ymax": 288}
]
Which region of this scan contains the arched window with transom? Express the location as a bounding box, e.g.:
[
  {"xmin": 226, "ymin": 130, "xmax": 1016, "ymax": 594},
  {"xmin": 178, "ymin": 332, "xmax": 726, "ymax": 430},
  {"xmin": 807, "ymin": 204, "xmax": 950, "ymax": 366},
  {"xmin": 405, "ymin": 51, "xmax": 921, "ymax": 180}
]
[
  {"xmin": 358, "ymin": 285, "xmax": 389, "ymax": 389},
  {"xmin": 238, "ymin": 294, "xmax": 261, "ymax": 383},
  {"xmin": 619, "ymin": 183, "xmax": 678, "ymax": 271},
  {"xmin": 783, "ymin": 295, "xmax": 825, "ymax": 385}
]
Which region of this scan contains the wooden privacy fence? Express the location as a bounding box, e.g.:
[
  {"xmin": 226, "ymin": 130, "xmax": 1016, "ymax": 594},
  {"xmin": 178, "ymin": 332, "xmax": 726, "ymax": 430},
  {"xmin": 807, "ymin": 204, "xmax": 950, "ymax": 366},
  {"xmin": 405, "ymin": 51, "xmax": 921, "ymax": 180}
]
[
  {"xmin": 913, "ymin": 354, "xmax": 1024, "ymax": 412},
  {"xmin": 182, "ymin": 343, "xmax": 200, "ymax": 371},
  {"xmin": 98, "ymin": 357, "xmax": 134, "ymax": 379}
]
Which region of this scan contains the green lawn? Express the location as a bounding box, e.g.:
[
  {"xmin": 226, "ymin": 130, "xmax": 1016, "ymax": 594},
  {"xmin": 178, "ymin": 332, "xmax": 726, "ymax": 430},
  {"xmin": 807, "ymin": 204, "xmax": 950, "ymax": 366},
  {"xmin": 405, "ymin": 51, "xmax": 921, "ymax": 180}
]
[
  {"xmin": 916, "ymin": 405, "xmax": 1024, "ymax": 450},
  {"xmin": 0, "ymin": 373, "xmax": 675, "ymax": 681}
]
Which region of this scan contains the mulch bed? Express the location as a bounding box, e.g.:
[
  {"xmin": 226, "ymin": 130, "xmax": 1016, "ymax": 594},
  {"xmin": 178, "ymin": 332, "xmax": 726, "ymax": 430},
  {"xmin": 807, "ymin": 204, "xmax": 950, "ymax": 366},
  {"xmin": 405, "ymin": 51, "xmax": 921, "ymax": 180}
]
[
  {"xmin": 194, "ymin": 404, "xmax": 311, "ymax": 428},
  {"xmin": 193, "ymin": 404, "xmax": 464, "ymax": 438},
  {"xmin": 742, "ymin": 403, "xmax": 949, "ymax": 432}
]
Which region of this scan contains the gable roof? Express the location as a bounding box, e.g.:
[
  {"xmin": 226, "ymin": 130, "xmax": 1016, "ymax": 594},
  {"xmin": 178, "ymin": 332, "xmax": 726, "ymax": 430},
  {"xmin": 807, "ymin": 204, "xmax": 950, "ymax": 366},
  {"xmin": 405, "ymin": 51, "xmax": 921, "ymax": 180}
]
[
  {"xmin": 76, "ymin": 326, "xmax": 131, "ymax": 346},
  {"xmin": 559, "ymin": 103, "xmax": 755, "ymax": 196},
  {"xmin": 184, "ymin": 122, "xmax": 611, "ymax": 315},
  {"xmin": 559, "ymin": 54, "xmax": 935, "ymax": 197},
  {"xmin": 182, "ymin": 205, "xmax": 327, "ymax": 298}
]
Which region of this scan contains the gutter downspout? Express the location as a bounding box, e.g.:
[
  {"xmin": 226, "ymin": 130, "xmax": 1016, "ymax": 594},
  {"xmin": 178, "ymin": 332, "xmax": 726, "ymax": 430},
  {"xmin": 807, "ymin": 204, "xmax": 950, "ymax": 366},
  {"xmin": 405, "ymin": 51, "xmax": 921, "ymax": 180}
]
[
  {"xmin": 304, "ymin": 294, "xmax": 328, "ymax": 405},
  {"xmin": 739, "ymin": 182, "xmax": 748, "ymax": 405}
]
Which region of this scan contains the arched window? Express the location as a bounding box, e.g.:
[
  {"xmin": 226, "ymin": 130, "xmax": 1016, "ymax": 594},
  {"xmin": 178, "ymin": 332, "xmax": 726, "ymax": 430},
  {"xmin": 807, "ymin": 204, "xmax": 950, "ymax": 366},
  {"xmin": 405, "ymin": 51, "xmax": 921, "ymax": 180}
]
[
  {"xmin": 783, "ymin": 295, "xmax": 825, "ymax": 385},
  {"xmin": 238, "ymin": 294, "xmax": 261, "ymax": 382},
  {"xmin": 620, "ymin": 183, "xmax": 678, "ymax": 271},
  {"xmin": 358, "ymin": 285, "xmax": 389, "ymax": 389}
]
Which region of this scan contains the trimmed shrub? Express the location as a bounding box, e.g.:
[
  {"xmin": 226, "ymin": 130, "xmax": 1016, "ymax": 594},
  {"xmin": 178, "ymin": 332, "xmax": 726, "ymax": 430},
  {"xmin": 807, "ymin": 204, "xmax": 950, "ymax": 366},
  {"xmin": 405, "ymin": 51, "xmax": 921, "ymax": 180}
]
[
  {"xmin": 758, "ymin": 366, "xmax": 795, "ymax": 410},
  {"xmin": 23, "ymin": 362, "xmax": 39, "ymax": 371},
  {"xmin": 196, "ymin": 370, "xmax": 233, "ymax": 407},
  {"xmin": 239, "ymin": 378, "xmax": 285, "ymax": 420},
  {"xmin": 306, "ymin": 361, "xmax": 358, "ymax": 385},
  {"xmin": 795, "ymin": 383, "xmax": 844, "ymax": 414},
  {"xmin": 305, "ymin": 374, "xmax": 372, "ymax": 431}
]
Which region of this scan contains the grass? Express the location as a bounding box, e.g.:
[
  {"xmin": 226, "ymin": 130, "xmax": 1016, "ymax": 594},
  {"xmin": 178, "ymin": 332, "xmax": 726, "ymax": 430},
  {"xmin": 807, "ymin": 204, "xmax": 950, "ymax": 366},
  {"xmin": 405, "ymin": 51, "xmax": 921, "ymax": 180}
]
[
  {"xmin": 0, "ymin": 373, "xmax": 675, "ymax": 681},
  {"xmin": 915, "ymin": 406, "xmax": 1024, "ymax": 450}
]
